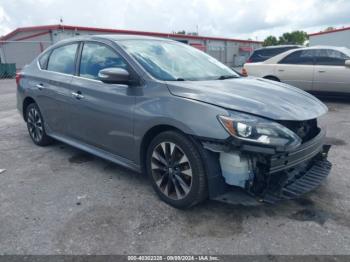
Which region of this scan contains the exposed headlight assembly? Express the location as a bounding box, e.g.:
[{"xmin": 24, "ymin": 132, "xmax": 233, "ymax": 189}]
[{"xmin": 218, "ymin": 112, "xmax": 302, "ymax": 150}]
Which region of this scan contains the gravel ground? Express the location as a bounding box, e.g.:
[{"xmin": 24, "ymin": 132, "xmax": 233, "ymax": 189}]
[{"xmin": 0, "ymin": 79, "xmax": 350, "ymax": 255}]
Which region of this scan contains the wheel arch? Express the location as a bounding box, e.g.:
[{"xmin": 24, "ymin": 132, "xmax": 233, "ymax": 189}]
[
  {"xmin": 22, "ymin": 96, "xmax": 36, "ymax": 121},
  {"xmin": 263, "ymin": 75, "xmax": 280, "ymax": 82},
  {"xmin": 139, "ymin": 124, "xmax": 185, "ymax": 173}
]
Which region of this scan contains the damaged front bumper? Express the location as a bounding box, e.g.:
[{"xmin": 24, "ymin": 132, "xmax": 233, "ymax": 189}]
[{"xmin": 202, "ymin": 129, "xmax": 332, "ymax": 205}]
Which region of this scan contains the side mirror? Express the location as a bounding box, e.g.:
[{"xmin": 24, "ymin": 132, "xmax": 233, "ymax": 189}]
[
  {"xmin": 98, "ymin": 68, "xmax": 130, "ymax": 84},
  {"xmin": 345, "ymin": 60, "xmax": 350, "ymax": 67}
]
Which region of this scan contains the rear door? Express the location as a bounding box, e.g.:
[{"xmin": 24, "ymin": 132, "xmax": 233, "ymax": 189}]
[
  {"xmin": 68, "ymin": 41, "xmax": 136, "ymax": 160},
  {"xmin": 34, "ymin": 43, "xmax": 79, "ymax": 135},
  {"xmin": 274, "ymin": 50, "xmax": 315, "ymax": 91},
  {"xmin": 313, "ymin": 49, "xmax": 350, "ymax": 93}
]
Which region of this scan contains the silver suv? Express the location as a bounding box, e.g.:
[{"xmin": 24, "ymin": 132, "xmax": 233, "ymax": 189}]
[{"xmin": 16, "ymin": 35, "xmax": 332, "ymax": 208}]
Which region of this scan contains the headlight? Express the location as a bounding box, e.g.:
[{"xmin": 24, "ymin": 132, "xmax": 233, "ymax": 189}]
[{"xmin": 218, "ymin": 112, "xmax": 302, "ymax": 150}]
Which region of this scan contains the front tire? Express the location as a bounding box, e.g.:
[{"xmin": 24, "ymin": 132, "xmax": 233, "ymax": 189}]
[
  {"xmin": 26, "ymin": 103, "xmax": 53, "ymax": 146},
  {"xmin": 146, "ymin": 131, "xmax": 208, "ymax": 209}
]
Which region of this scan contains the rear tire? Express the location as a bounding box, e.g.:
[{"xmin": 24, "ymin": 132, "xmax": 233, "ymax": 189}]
[
  {"xmin": 26, "ymin": 103, "xmax": 53, "ymax": 146},
  {"xmin": 146, "ymin": 131, "xmax": 208, "ymax": 209}
]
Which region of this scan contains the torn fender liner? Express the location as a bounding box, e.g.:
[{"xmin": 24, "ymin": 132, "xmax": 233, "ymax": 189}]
[{"xmin": 202, "ymin": 148, "xmax": 228, "ymax": 199}]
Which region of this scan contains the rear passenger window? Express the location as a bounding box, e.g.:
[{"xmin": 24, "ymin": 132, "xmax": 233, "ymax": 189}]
[
  {"xmin": 314, "ymin": 49, "xmax": 350, "ymax": 66},
  {"xmin": 79, "ymin": 42, "xmax": 127, "ymax": 80},
  {"xmin": 279, "ymin": 50, "xmax": 314, "ymax": 65},
  {"xmin": 47, "ymin": 44, "xmax": 78, "ymax": 75}
]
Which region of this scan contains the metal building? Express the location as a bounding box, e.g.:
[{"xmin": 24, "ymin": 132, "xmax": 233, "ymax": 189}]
[
  {"xmin": 309, "ymin": 26, "xmax": 350, "ymax": 48},
  {"xmin": 0, "ymin": 24, "xmax": 262, "ymax": 70}
]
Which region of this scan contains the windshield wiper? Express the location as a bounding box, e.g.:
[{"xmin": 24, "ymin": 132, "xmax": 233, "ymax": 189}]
[{"xmin": 217, "ymin": 75, "xmax": 239, "ymax": 80}]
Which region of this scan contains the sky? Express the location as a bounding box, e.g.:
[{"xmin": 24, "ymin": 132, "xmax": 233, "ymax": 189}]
[{"xmin": 1, "ymin": 0, "xmax": 350, "ymax": 41}]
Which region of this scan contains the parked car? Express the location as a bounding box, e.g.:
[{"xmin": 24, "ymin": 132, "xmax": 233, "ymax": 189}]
[
  {"xmin": 17, "ymin": 35, "xmax": 332, "ymax": 208},
  {"xmin": 246, "ymin": 45, "xmax": 302, "ymax": 63},
  {"xmin": 243, "ymin": 46, "xmax": 350, "ymax": 94}
]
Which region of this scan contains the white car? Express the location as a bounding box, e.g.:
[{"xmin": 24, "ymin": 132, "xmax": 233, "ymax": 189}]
[{"xmin": 243, "ymin": 46, "xmax": 350, "ymax": 94}]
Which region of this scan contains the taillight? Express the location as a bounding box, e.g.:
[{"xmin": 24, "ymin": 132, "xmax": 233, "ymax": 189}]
[
  {"xmin": 241, "ymin": 68, "xmax": 248, "ymax": 77},
  {"xmin": 15, "ymin": 73, "xmax": 21, "ymax": 86}
]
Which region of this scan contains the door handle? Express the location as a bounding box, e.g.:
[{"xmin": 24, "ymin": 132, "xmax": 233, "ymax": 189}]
[
  {"xmin": 72, "ymin": 92, "xmax": 84, "ymax": 100},
  {"xmin": 278, "ymin": 69, "xmax": 285, "ymax": 72},
  {"xmin": 36, "ymin": 83, "xmax": 44, "ymax": 90},
  {"xmin": 318, "ymin": 70, "xmax": 326, "ymax": 73}
]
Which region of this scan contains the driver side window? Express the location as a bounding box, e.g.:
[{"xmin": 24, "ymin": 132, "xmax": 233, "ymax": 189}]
[{"xmin": 79, "ymin": 42, "xmax": 128, "ymax": 80}]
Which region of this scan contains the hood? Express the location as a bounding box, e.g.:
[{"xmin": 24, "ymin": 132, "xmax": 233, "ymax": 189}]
[{"xmin": 166, "ymin": 77, "xmax": 328, "ymax": 121}]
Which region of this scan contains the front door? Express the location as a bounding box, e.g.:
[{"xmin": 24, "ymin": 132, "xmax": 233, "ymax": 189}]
[
  {"xmin": 274, "ymin": 49, "xmax": 315, "ymax": 91},
  {"xmin": 68, "ymin": 42, "xmax": 136, "ymax": 160}
]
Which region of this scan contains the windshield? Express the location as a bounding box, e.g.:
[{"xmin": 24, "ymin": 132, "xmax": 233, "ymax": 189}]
[
  {"xmin": 118, "ymin": 39, "xmax": 239, "ymax": 81},
  {"xmin": 340, "ymin": 47, "xmax": 350, "ymax": 57}
]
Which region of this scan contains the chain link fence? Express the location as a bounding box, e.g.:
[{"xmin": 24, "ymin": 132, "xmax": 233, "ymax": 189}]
[{"xmin": 0, "ymin": 40, "xmax": 52, "ymax": 79}]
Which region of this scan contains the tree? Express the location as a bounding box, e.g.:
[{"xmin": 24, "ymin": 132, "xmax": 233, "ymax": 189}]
[
  {"xmin": 263, "ymin": 30, "xmax": 308, "ymax": 46},
  {"xmin": 263, "ymin": 36, "xmax": 279, "ymax": 46},
  {"xmin": 324, "ymin": 26, "xmax": 335, "ymax": 32},
  {"xmin": 278, "ymin": 31, "xmax": 308, "ymax": 45}
]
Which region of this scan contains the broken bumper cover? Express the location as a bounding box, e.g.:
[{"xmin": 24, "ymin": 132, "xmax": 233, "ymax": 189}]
[
  {"xmin": 263, "ymin": 150, "xmax": 332, "ymax": 203},
  {"xmin": 204, "ymin": 130, "xmax": 332, "ymax": 205}
]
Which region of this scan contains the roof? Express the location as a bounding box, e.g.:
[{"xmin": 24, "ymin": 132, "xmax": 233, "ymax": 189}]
[
  {"xmin": 0, "ymin": 24, "xmax": 262, "ymax": 44},
  {"xmin": 299, "ymin": 45, "xmax": 350, "ymax": 51},
  {"xmin": 309, "ymin": 26, "xmax": 350, "ymax": 36},
  {"xmin": 95, "ymin": 34, "xmax": 171, "ymax": 41},
  {"xmin": 260, "ymin": 45, "xmax": 303, "ymax": 49},
  {"xmin": 253, "ymin": 45, "xmax": 303, "ymax": 52},
  {"xmin": 48, "ymin": 34, "xmax": 173, "ymax": 46}
]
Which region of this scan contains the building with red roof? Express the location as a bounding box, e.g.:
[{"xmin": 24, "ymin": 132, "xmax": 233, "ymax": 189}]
[
  {"xmin": 309, "ymin": 26, "xmax": 350, "ymax": 48},
  {"xmin": 0, "ymin": 24, "xmax": 262, "ymax": 69}
]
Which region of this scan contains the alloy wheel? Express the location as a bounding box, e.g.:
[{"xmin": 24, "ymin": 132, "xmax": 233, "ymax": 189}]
[
  {"xmin": 151, "ymin": 141, "xmax": 193, "ymax": 200},
  {"xmin": 27, "ymin": 107, "xmax": 44, "ymax": 143}
]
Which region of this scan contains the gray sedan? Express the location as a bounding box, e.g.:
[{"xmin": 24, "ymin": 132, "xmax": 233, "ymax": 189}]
[{"xmin": 16, "ymin": 35, "xmax": 332, "ymax": 208}]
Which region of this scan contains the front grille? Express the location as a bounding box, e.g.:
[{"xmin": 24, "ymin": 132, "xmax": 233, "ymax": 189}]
[{"xmin": 278, "ymin": 119, "xmax": 319, "ymax": 143}]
